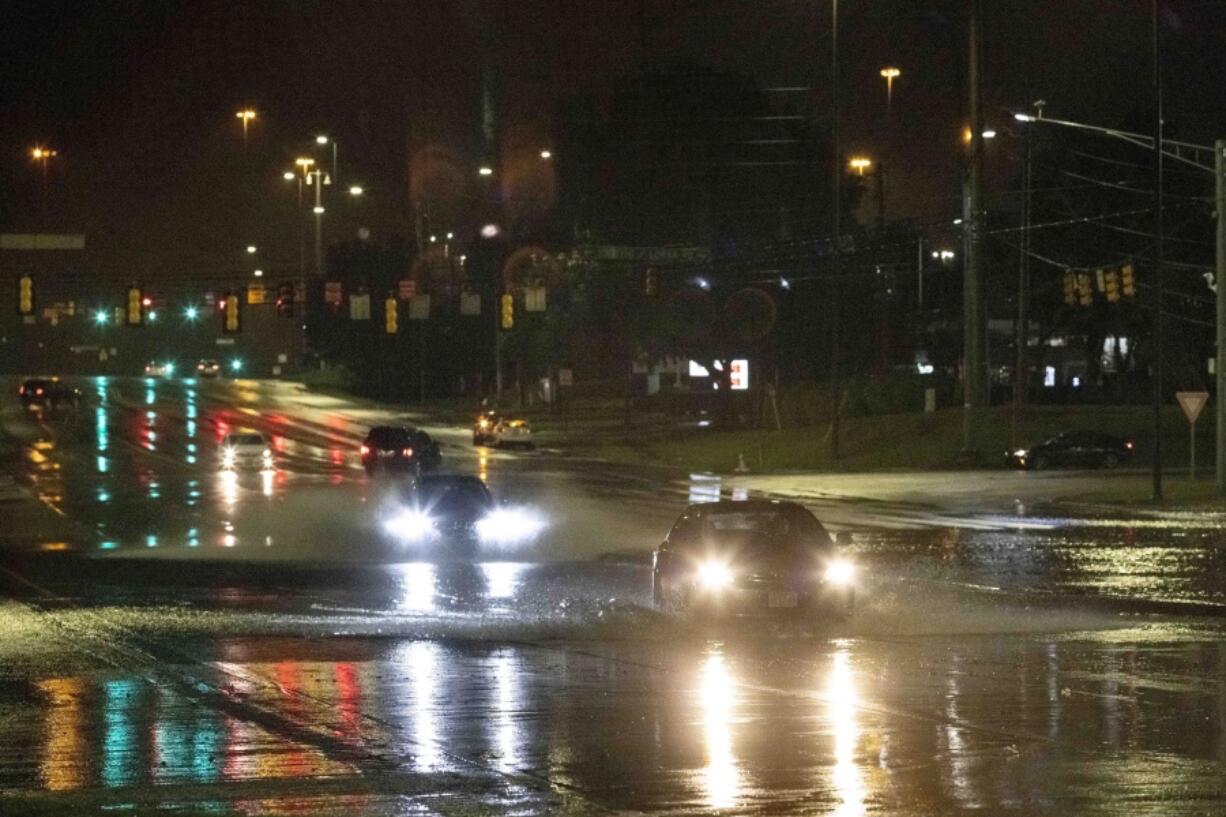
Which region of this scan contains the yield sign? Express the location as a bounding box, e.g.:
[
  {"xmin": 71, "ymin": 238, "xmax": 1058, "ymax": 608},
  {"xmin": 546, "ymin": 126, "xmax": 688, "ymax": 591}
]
[{"xmin": 1176, "ymin": 391, "xmax": 1209, "ymax": 424}]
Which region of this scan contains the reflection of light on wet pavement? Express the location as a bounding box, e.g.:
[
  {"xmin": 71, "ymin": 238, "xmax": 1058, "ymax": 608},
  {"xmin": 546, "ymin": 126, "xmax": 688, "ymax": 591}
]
[
  {"xmin": 261, "ymin": 469, "xmax": 274, "ymax": 497},
  {"xmin": 398, "ymin": 563, "xmax": 437, "ymax": 613},
  {"xmin": 492, "ymin": 651, "xmax": 521, "ymax": 772},
  {"xmin": 103, "ymin": 679, "xmax": 141, "ymax": 787},
  {"xmin": 482, "ymin": 562, "xmax": 525, "ymax": 599},
  {"xmin": 96, "ymin": 455, "xmax": 109, "ymax": 473},
  {"xmin": 219, "ymin": 471, "xmax": 239, "ymax": 506},
  {"xmin": 38, "ymin": 677, "xmax": 87, "ymax": 791},
  {"xmin": 397, "ymin": 641, "xmax": 444, "ymax": 771},
  {"xmin": 827, "ymin": 647, "xmax": 866, "ymax": 817},
  {"xmin": 698, "ymin": 650, "xmax": 741, "ymax": 810},
  {"xmin": 941, "ymin": 659, "xmax": 975, "ymax": 807}
]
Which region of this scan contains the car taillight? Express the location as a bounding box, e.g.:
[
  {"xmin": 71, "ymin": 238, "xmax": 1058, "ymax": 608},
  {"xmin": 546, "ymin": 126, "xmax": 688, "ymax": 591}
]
[
  {"xmin": 35, "ymin": 388, "xmax": 44, "ymax": 396},
  {"xmin": 402, "ymin": 447, "xmax": 413, "ymax": 457},
  {"xmin": 360, "ymin": 445, "xmax": 370, "ymax": 456}
]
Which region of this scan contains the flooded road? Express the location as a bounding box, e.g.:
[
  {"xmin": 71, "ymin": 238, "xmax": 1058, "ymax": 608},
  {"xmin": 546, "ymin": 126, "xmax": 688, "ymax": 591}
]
[{"xmin": 3, "ymin": 376, "xmax": 1226, "ymax": 814}]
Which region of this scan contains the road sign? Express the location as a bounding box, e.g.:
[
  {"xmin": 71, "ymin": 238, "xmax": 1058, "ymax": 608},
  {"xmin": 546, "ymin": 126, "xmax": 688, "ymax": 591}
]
[
  {"xmin": 247, "ymin": 283, "xmax": 265, "ymax": 305},
  {"xmin": 460, "ymin": 292, "xmax": 481, "ymax": 316},
  {"xmin": 408, "ymin": 294, "xmax": 431, "ymax": 320},
  {"xmin": 398, "ymin": 278, "xmax": 417, "ymax": 300},
  {"xmin": 1177, "ymin": 391, "xmax": 1210, "ymax": 479},
  {"xmin": 558, "ymin": 368, "xmax": 573, "ymax": 387},
  {"xmin": 1177, "ymin": 391, "xmax": 1209, "ymax": 424},
  {"xmin": 349, "ymin": 292, "xmax": 371, "ymax": 320}
]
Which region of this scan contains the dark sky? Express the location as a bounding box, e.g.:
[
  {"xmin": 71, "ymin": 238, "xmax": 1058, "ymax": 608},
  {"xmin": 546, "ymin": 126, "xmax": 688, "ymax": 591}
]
[{"xmin": 1, "ymin": 1, "xmax": 1223, "ymax": 287}]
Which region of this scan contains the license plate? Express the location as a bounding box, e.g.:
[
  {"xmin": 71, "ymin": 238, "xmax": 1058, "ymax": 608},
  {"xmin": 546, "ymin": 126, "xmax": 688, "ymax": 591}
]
[{"xmin": 768, "ymin": 591, "xmax": 798, "ymax": 608}]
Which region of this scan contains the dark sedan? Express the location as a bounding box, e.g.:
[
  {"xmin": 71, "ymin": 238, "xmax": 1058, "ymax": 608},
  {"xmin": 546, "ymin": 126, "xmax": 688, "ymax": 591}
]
[
  {"xmin": 360, "ymin": 425, "xmax": 442, "ymax": 475},
  {"xmin": 1008, "ymin": 430, "xmax": 1136, "ymax": 470},
  {"xmin": 652, "ymin": 500, "xmax": 855, "ymax": 619}
]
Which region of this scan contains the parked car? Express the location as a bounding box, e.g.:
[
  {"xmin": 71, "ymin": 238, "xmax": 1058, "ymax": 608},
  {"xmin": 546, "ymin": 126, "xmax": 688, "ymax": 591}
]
[
  {"xmin": 487, "ymin": 418, "xmax": 534, "ymax": 449},
  {"xmin": 1008, "ymin": 431, "xmax": 1136, "ymax": 470},
  {"xmin": 18, "ymin": 378, "xmax": 81, "ymax": 412},
  {"xmin": 652, "ymin": 500, "xmax": 856, "ymax": 620},
  {"xmin": 361, "ymin": 425, "xmax": 442, "ymax": 475}
]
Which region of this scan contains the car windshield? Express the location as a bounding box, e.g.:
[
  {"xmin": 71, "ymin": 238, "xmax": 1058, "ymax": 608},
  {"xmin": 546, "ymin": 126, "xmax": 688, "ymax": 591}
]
[
  {"xmin": 412, "ymin": 478, "xmax": 491, "ymax": 514},
  {"xmin": 369, "ymin": 427, "xmax": 413, "ymax": 445},
  {"xmin": 229, "ymin": 434, "xmax": 265, "ymax": 446}
]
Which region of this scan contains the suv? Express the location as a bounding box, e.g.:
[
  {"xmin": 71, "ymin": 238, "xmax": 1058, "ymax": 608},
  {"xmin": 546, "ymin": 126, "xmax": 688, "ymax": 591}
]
[
  {"xmin": 19, "ymin": 378, "xmax": 81, "ymax": 412},
  {"xmin": 361, "ymin": 425, "xmax": 442, "ymax": 475}
]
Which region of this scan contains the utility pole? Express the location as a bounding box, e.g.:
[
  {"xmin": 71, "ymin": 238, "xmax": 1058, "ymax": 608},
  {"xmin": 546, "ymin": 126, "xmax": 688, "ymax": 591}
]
[
  {"xmin": 1215, "ymin": 139, "xmax": 1225, "ymax": 495},
  {"xmin": 829, "ymin": 0, "xmax": 842, "ymax": 462},
  {"xmin": 1151, "ymin": 0, "xmax": 1165, "ymax": 500},
  {"xmin": 962, "ymin": 0, "xmax": 987, "ymax": 453},
  {"xmin": 1011, "ymin": 102, "xmax": 1035, "ymax": 449}
]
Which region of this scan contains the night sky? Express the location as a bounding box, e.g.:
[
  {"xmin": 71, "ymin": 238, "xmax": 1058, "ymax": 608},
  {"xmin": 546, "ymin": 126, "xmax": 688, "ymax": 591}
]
[{"xmin": 2, "ymin": 1, "xmax": 1223, "ymax": 286}]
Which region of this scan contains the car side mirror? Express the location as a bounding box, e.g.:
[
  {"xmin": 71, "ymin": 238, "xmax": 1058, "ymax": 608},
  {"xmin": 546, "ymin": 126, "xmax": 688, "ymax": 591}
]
[{"xmin": 834, "ymin": 531, "xmax": 852, "ymax": 547}]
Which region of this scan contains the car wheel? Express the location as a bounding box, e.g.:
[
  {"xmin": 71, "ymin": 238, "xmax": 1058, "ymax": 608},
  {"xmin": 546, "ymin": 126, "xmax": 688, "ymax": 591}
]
[
  {"xmin": 1103, "ymin": 453, "xmax": 1120, "ymax": 469},
  {"xmin": 1032, "ymin": 454, "xmax": 1049, "ymax": 471}
]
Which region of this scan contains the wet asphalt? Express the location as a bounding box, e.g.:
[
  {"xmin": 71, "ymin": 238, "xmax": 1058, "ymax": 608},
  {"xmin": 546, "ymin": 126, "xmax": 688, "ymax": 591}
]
[{"xmin": 1, "ymin": 375, "xmax": 1225, "ymax": 815}]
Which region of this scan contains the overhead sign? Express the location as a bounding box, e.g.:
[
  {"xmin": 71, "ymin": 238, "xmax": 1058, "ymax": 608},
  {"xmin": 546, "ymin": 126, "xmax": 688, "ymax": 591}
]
[
  {"xmin": 558, "ymin": 368, "xmax": 573, "ymax": 387},
  {"xmin": 1177, "ymin": 391, "xmax": 1209, "ymax": 424},
  {"xmin": 247, "ymin": 283, "xmax": 265, "ymax": 305},
  {"xmin": 398, "ymin": 278, "xmax": 417, "ymax": 300},
  {"xmin": 460, "ymin": 292, "xmax": 481, "ymax": 316},
  {"xmin": 349, "ymin": 293, "xmax": 371, "ymax": 320},
  {"xmin": 409, "ymin": 294, "xmax": 431, "ymax": 320}
]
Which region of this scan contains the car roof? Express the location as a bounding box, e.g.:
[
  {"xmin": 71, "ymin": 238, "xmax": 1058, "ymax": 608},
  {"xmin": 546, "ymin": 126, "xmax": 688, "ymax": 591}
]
[{"xmin": 686, "ymin": 499, "xmax": 802, "ymax": 513}]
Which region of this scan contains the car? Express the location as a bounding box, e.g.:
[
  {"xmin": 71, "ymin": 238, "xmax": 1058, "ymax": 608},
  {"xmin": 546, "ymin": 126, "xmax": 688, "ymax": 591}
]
[
  {"xmin": 472, "ymin": 410, "xmax": 500, "ymax": 445},
  {"xmin": 361, "ymin": 425, "xmax": 442, "ymax": 475},
  {"xmin": 383, "ymin": 475, "xmax": 496, "ymax": 544},
  {"xmin": 1008, "ymin": 430, "xmax": 1136, "ymax": 470},
  {"xmin": 18, "ymin": 378, "xmax": 81, "ymax": 412},
  {"xmin": 487, "ymin": 418, "xmax": 534, "ymax": 449},
  {"xmin": 652, "ymin": 500, "xmax": 855, "ymax": 619},
  {"xmin": 196, "ymin": 359, "xmax": 221, "ymax": 378},
  {"xmin": 144, "ymin": 360, "xmax": 175, "ymax": 377},
  {"xmin": 219, "ymin": 430, "xmax": 274, "ymax": 470},
  {"xmin": 382, "ymin": 474, "xmax": 545, "ymax": 548}
]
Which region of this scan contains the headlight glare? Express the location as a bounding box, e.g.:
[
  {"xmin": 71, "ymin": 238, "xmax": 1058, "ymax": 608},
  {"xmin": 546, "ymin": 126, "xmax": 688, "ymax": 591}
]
[
  {"xmin": 824, "ymin": 558, "xmax": 855, "ymax": 586},
  {"xmin": 476, "ymin": 507, "xmax": 546, "ymax": 545},
  {"xmin": 383, "ymin": 509, "xmax": 437, "ymax": 541},
  {"xmin": 696, "ymin": 560, "xmax": 734, "ymax": 590}
]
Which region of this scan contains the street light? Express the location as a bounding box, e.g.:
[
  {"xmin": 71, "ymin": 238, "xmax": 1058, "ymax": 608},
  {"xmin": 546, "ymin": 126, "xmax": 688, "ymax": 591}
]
[
  {"xmin": 348, "ymin": 185, "xmax": 364, "ymax": 196},
  {"xmin": 183, "ymin": 305, "xmax": 199, "ymax": 321},
  {"xmin": 539, "ymin": 149, "xmax": 552, "ymax": 159},
  {"xmin": 879, "ymin": 67, "xmax": 901, "ymax": 108},
  {"xmin": 253, "ymin": 269, "xmax": 264, "ymax": 278},
  {"xmin": 235, "ymin": 109, "xmax": 257, "ymax": 148},
  {"xmin": 848, "ymin": 156, "xmax": 872, "ymax": 176},
  {"xmin": 478, "ymin": 165, "xmax": 494, "ymax": 176},
  {"xmin": 283, "ymin": 171, "xmax": 296, "ymax": 181},
  {"xmin": 93, "ymin": 310, "xmax": 109, "ymax": 326},
  {"xmin": 30, "ymin": 146, "xmax": 58, "ymax": 223},
  {"xmin": 315, "ymin": 134, "xmax": 338, "ymax": 179},
  {"xmin": 246, "ymin": 245, "xmax": 257, "ymax": 254}
]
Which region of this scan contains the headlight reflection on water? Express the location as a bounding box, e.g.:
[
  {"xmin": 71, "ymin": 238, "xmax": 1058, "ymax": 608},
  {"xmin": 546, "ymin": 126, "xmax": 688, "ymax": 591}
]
[{"xmin": 474, "ymin": 507, "xmax": 546, "ymax": 546}]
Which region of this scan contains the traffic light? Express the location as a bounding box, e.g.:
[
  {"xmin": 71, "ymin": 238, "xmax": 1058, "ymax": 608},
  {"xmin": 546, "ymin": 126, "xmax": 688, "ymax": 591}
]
[
  {"xmin": 1104, "ymin": 269, "xmax": 1120, "ymax": 303},
  {"xmin": 1120, "ymin": 263, "xmax": 1135, "ymax": 298},
  {"xmin": 1077, "ymin": 273, "xmax": 1093, "ymax": 307},
  {"xmin": 127, "ymin": 285, "xmax": 143, "ymax": 326},
  {"xmin": 17, "ymin": 275, "xmax": 34, "ymax": 316},
  {"xmin": 500, "ymin": 292, "xmax": 514, "ymax": 330},
  {"xmin": 384, "ymin": 296, "xmax": 398, "ymax": 334},
  {"xmin": 643, "ymin": 267, "xmax": 658, "ymax": 298},
  {"xmin": 223, "ymin": 292, "xmax": 241, "ymax": 333},
  {"xmin": 1062, "ymin": 272, "xmax": 1077, "ymax": 306}
]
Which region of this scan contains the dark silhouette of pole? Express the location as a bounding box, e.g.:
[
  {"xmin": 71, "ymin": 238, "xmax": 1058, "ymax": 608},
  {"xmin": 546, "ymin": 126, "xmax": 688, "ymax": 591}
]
[
  {"xmin": 1012, "ymin": 106, "xmax": 1033, "ymax": 450},
  {"xmin": 1152, "ymin": 0, "xmax": 1165, "ymax": 500},
  {"xmin": 829, "ymin": 0, "xmax": 842, "ymax": 462},
  {"xmin": 962, "ymin": 0, "xmax": 987, "ymax": 452}
]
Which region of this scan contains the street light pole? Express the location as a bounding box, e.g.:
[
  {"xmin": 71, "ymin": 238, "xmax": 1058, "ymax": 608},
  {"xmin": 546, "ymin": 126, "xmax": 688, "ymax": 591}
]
[
  {"xmin": 1011, "ymin": 103, "xmax": 1036, "ymax": 450},
  {"xmin": 1216, "ymin": 139, "xmax": 1226, "ymax": 496},
  {"xmin": 829, "ymin": 0, "xmax": 842, "ymax": 462},
  {"xmin": 307, "ymin": 169, "xmax": 327, "ymax": 277},
  {"xmin": 1151, "ymin": 0, "xmax": 1165, "ymax": 500}
]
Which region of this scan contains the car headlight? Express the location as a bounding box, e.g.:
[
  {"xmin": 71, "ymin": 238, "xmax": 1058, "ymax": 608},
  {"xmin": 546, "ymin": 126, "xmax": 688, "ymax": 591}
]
[
  {"xmin": 262, "ymin": 448, "xmax": 272, "ymax": 459},
  {"xmin": 696, "ymin": 560, "xmax": 734, "ymax": 590},
  {"xmin": 476, "ymin": 507, "xmax": 546, "ymax": 545},
  {"xmin": 823, "ymin": 558, "xmax": 855, "ymax": 586},
  {"xmin": 221, "ymin": 447, "xmax": 237, "ymax": 465},
  {"xmin": 1012, "ymin": 448, "xmax": 1027, "ymax": 458},
  {"xmin": 383, "ymin": 509, "xmax": 437, "ymax": 541}
]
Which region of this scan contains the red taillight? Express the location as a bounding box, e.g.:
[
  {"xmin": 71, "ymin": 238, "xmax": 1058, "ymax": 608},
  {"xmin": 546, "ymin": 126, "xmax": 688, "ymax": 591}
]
[
  {"xmin": 35, "ymin": 388, "xmax": 44, "ymax": 396},
  {"xmin": 402, "ymin": 447, "xmax": 413, "ymax": 457},
  {"xmin": 360, "ymin": 445, "xmax": 370, "ymax": 456}
]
